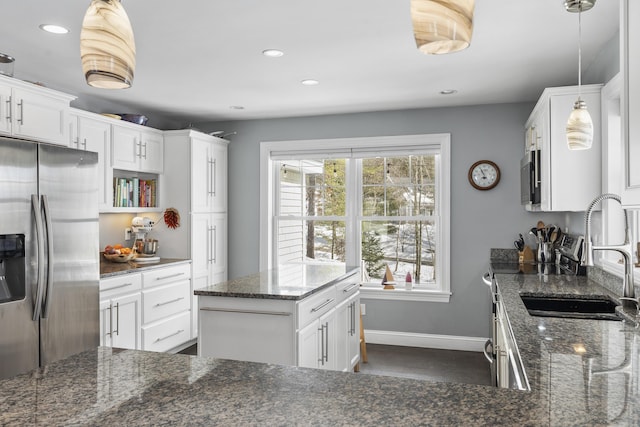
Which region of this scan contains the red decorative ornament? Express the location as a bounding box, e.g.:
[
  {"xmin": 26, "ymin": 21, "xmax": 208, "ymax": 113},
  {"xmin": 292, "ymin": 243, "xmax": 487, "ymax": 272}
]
[{"xmin": 163, "ymin": 208, "xmax": 180, "ymax": 229}]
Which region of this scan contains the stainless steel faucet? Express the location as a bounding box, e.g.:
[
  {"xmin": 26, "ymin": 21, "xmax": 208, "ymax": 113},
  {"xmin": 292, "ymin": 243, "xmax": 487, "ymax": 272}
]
[{"xmin": 583, "ymin": 194, "xmax": 637, "ymax": 310}]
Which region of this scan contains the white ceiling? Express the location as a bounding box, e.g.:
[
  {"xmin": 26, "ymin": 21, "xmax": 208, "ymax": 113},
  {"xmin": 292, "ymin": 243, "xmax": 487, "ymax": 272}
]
[{"xmin": 0, "ymin": 0, "xmax": 620, "ymax": 127}]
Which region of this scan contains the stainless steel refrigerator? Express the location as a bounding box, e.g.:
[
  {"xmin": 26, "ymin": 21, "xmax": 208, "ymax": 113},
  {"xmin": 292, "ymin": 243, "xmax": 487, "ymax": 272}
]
[{"xmin": 0, "ymin": 137, "xmax": 99, "ymax": 379}]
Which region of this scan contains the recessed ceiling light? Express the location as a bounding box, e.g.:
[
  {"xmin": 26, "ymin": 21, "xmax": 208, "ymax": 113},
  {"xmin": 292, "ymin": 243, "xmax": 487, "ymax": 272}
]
[
  {"xmin": 262, "ymin": 49, "xmax": 284, "ymax": 58},
  {"xmin": 229, "ymin": 106, "xmax": 245, "ymax": 110},
  {"xmin": 301, "ymin": 79, "xmax": 319, "ymax": 86},
  {"xmin": 440, "ymin": 89, "xmax": 457, "ymax": 95},
  {"xmin": 39, "ymin": 24, "xmax": 69, "ymax": 34}
]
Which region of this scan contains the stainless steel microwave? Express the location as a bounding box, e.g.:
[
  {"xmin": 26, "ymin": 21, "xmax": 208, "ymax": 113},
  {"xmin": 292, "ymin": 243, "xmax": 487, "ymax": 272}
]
[{"xmin": 520, "ymin": 149, "xmax": 541, "ymax": 206}]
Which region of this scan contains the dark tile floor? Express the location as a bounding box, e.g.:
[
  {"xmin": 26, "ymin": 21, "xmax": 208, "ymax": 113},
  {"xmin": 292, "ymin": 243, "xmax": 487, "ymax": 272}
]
[
  {"xmin": 358, "ymin": 344, "xmax": 492, "ymax": 385},
  {"xmin": 179, "ymin": 343, "xmax": 492, "ymax": 386}
]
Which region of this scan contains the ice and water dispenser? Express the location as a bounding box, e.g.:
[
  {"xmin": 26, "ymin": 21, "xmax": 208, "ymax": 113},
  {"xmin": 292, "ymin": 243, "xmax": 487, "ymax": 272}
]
[{"xmin": 0, "ymin": 234, "xmax": 25, "ymax": 304}]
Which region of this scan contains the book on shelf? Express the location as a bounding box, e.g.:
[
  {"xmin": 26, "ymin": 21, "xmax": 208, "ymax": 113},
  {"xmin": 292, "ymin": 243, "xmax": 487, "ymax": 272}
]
[{"xmin": 113, "ymin": 177, "xmax": 157, "ymax": 208}]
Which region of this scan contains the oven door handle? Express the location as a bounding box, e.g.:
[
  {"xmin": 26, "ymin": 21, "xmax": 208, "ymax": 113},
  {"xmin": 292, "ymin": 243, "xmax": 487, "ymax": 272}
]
[
  {"xmin": 482, "ymin": 272, "xmax": 492, "ymax": 286},
  {"xmin": 483, "ymin": 339, "xmax": 494, "ymax": 364}
]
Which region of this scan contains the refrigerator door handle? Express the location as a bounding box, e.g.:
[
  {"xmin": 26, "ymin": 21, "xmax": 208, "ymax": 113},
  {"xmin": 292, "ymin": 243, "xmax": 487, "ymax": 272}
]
[
  {"xmin": 31, "ymin": 195, "xmax": 45, "ymax": 321},
  {"xmin": 41, "ymin": 195, "xmax": 54, "ymax": 319}
]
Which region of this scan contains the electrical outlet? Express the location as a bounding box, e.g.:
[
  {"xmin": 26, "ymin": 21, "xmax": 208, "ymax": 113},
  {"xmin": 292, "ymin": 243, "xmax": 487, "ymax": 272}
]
[
  {"xmin": 360, "ymin": 303, "xmax": 366, "ymax": 316},
  {"xmin": 125, "ymin": 228, "xmax": 132, "ymax": 241}
]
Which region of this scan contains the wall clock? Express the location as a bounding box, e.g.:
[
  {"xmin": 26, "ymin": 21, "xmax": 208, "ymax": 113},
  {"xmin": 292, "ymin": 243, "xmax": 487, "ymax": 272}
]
[{"xmin": 468, "ymin": 160, "xmax": 500, "ymax": 190}]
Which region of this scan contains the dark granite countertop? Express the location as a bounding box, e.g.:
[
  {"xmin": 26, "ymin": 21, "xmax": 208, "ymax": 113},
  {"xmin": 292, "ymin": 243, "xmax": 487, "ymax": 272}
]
[
  {"xmin": 194, "ymin": 264, "xmax": 359, "ymax": 300},
  {"xmin": 2, "ymin": 262, "xmax": 639, "ymax": 425},
  {"xmin": 100, "ymin": 256, "xmax": 190, "ymax": 279}
]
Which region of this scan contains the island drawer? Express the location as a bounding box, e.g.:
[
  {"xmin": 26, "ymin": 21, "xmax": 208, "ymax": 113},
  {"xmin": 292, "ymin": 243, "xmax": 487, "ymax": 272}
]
[
  {"xmin": 297, "ymin": 285, "xmax": 337, "ymax": 329},
  {"xmin": 335, "ymin": 272, "xmax": 360, "ymax": 303},
  {"xmin": 142, "ymin": 263, "xmax": 191, "ymax": 289},
  {"xmin": 142, "ymin": 311, "xmax": 191, "ymax": 352},
  {"xmin": 142, "ymin": 280, "xmax": 191, "ymax": 324}
]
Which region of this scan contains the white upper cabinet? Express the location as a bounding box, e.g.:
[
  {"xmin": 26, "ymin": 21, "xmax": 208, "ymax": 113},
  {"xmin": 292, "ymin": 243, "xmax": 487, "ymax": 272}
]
[
  {"xmin": 69, "ymin": 110, "xmax": 112, "ymax": 210},
  {"xmin": 622, "ymin": 0, "xmax": 640, "ymax": 207},
  {"xmin": 112, "ymin": 123, "xmax": 163, "ymax": 173},
  {"xmin": 0, "ymin": 75, "xmax": 74, "ymax": 146},
  {"xmin": 524, "ymin": 84, "xmax": 602, "ymax": 212},
  {"xmin": 191, "ymin": 135, "xmax": 228, "ymax": 213}
]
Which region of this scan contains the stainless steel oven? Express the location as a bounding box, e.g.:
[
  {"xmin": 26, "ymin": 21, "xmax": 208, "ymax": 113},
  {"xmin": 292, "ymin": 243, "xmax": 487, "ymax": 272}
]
[{"xmin": 520, "ymin": 149, "xmax": 541, "ymax": 207}]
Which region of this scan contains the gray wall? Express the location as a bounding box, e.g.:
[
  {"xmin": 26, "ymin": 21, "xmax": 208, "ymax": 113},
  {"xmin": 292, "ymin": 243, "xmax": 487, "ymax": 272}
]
[{"xmin": 198, "ymin": 103, "xmax": 568, "ymax": 338}]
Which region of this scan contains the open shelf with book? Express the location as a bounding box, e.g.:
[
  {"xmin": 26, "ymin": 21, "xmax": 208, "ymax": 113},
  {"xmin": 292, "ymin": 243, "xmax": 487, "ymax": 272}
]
[{"xmin": 104, "ymin": 169, "xmax": 162, "ymax": 213}]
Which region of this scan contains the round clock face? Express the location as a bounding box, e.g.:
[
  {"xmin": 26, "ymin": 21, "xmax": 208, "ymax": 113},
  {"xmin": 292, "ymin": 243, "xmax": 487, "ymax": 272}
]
[{"xmin": 468, "ymin": 160, "xmax": 500, "ymax": 190}]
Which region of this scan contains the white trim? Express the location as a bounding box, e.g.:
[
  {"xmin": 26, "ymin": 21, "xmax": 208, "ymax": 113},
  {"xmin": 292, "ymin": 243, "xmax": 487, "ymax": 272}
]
[
  {"xmin": 360, "ymin": 287, "xmax": 451, "ymax": 302},
  {"xmin": 364, "ymin": 329, "xmax": 486, "ymax": 352}
]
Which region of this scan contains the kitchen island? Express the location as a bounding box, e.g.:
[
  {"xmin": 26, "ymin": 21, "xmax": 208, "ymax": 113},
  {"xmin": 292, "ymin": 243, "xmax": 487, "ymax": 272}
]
[
  {"xmin": 1, "ymin": 265, "xmax": 639, "ymax": 425},
  {"xmin": 195, "ymin": 264, "xmax": 361, "ymax": 371}
]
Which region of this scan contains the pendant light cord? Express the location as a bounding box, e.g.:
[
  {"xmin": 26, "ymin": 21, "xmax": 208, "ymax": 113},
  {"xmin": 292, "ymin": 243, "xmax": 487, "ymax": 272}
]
[{"xmin": 578, "ymin": 7, "xmax": 582, "ymax": 99}]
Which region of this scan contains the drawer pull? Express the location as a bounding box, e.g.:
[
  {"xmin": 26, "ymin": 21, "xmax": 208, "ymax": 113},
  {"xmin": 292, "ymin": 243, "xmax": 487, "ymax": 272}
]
[
  {"xmin": 155, "ymin": 272, "xmax": 184, "ymax": 281},
  {"xmin": 155, "ymin": 329, "xmax": 184, "ymax": 343},
  {"xmin": 154, "ymin": 297, "xmax": 184, "ymax": 307},
  {"xmin": 311, "ymin": 298, "xmax": 335, "ymax": 313},
  {"xmin": 104, "ymin": 282, "xmax": 134, "ymax": 291},
  {"xmin": 342, "ymin": 283, "xmax": 359, "ymax": 293},
  {"xmin": 200, "ymin": 307, "xmax": 292, "ymax": 316}
]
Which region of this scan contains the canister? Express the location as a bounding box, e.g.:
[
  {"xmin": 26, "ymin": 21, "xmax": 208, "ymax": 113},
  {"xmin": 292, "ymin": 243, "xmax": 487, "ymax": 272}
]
[{"xmin": 0, "ymin": 53, "xmax": 15, "ymax": 77}]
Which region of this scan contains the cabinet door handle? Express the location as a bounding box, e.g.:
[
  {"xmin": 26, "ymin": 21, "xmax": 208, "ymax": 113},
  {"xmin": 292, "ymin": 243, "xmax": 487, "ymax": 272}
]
[
  {"xmin": 142, "ymin": 142, "xmax": 147, "ymax": 159},
  {"xmin": 318, "ymin": 325, "xmax": 324, "ymax": 365},
  {"xmin": 351, "ymin": 302, "xmax": 356, "ymax": 335},
  {"xmin": 324, "ymin": 322, "xmax": 329, "ymax": 363},
  {"xmin": 17, "ymin": 99, "xmax": 23, "ymax": 125},
  {"xmin": 155, "ymin": 272, "xmax": 184, "ymax": 281},
  {"xmin": 208, "ymin": 226, "xmax": 214, "ymax": 263},
  {"xmin": 311, "ymin": 298, "xmax": 334, "ymax": 313},
  {"xmin": 136, "ymin": 140, "xmax": 142, "ymax": 158},
  {"xmin": 212, "ymin": 158, "xmax": 217, "ymax": 197},
  {"xmin": 155, "ymin": 329, "xmax": 184, "ymax": 343},
  {"xmin": 208, "ymin": 158, "xmax": 215, "ymax": 197},
  {"xmin": 212, "ymin": 225, "xmax": 217, "ymax": 263},
  {"xmin": 106, "ymin": 305, "xmax": 113, "ymax": 337},
  {"xmin": 6, "ymin": 96, "xmax": 12, "ymax": 122},
  {"xmin": 114, "ymin": 302, "xmax": 119, "ymax": 336},
  {"xmin": 154, "ymin": 296, "xmax": 184, "ymax": 307},
  {"xmin": 81, "ymin": 138, "xmax": 87, "ymax": 150}
]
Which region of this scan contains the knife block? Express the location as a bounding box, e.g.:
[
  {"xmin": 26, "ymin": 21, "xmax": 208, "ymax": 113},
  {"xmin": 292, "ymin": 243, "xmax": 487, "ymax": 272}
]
[{"xmin": 519, "ymin": 246, "xmax": 534, "ymax": 264}]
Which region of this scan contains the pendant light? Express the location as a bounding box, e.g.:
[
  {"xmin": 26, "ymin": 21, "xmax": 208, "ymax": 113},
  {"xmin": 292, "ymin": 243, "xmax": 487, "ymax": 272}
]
[
  {"xmin": 80, "ymin": 0, "xmax": 135, "ymax": 89},
  {"xmin": 565, "ymin": 0, "xmax": 596, "ymax": 150},
  {"xmin": 410, "ymin": 0, "xmax": 475, "ymax": 55}
]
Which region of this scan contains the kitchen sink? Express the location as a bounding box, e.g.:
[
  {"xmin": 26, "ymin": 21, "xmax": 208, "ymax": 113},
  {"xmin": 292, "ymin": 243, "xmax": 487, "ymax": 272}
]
[{"xmin": 519, "ymin": 295, "xmax": 621, "ymax": 321}]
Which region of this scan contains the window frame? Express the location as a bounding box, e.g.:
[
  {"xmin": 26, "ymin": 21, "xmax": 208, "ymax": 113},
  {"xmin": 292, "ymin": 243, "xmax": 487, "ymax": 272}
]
[{"xmin": 260, "ymin": 134, "xmax": 451, "ymax": 302}]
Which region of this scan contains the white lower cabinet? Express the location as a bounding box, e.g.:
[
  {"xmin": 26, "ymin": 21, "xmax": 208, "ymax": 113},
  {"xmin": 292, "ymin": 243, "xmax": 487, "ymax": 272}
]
[
  {"xmin": 140, "ymin": 263, "xmax": 192, "ymax": 352},
  {"xmin": 99, "ymin": 274, "xmax": 142, "ymax": 350},
  {"xmin": 335, "ymin": 294, "xmax": 360, "ymax": 372},
  {"xmin": 99, "ymin": 262, "xmax": 192, "ymax": 353},
  {"xmin": 298, "ymin": 307, "xmax": 337, "ymax": 370}
]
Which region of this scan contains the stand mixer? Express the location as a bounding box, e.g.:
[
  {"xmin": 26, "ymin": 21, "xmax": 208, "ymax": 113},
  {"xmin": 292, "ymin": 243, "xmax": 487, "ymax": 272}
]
[{"xmin": 131, "ymin": 217, "xmax": 158, "ymax": 257}]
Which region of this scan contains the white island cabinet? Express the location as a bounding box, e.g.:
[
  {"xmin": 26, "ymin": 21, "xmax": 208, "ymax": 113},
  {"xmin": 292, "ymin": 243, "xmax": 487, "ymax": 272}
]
[{"xmin": 196, "ymin": 265, "xmax": 360, "ymax": 372}]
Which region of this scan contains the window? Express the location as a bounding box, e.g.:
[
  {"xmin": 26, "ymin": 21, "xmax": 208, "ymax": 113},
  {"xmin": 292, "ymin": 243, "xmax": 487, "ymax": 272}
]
[{"xmin": 260, "ymin": 134, "xmax": 451, "ymax": 302}]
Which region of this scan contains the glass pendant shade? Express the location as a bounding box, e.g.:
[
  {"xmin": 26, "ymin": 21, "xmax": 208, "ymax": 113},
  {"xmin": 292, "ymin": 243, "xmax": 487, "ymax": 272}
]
[
  {"xmin": 410, "ymin": 0, "xmax": 475, "ymax": 55},
  {"xmin": 80, "ymin": 0, "xmax": 135, "ymax": 89},
  {"xmin": 566, "ymin": 99, "xmax": 594, "ymax": 150}
]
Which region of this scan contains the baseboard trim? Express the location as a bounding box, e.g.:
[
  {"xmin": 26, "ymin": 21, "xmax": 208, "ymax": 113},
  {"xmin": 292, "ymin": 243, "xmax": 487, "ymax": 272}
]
[{"xmin": 364, "ymin": 329, "xmax": 488, "ymax": 352}]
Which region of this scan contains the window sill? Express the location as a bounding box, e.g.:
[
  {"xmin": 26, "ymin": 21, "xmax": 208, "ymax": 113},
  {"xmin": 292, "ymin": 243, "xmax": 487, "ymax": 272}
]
[
  {"xmin": 599, "ymin": 258, "xmax": 640, "ymax": 281},
  {"xmin": 359, "ymin": 285, "xmax": 451, "ymax": 302}
]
